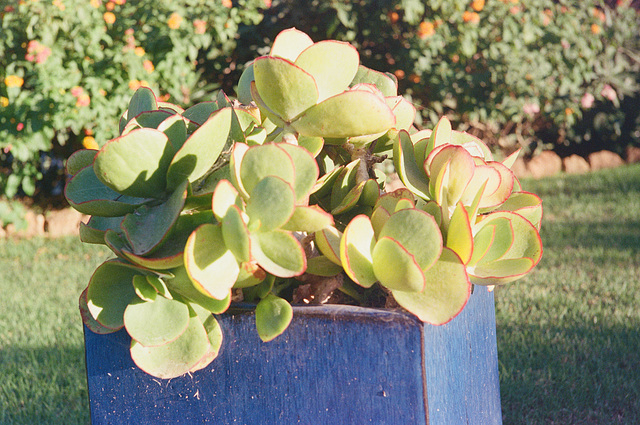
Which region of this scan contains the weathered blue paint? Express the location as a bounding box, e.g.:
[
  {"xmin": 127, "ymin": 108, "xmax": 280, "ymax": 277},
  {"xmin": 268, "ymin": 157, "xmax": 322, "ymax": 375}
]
[{"xmin": 84, "ymin": 287, "xmax": 502, "ymax": 424}]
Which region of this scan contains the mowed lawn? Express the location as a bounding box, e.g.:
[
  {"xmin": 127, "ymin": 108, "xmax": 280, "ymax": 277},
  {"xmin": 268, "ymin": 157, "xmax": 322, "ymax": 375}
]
[{"xmin": 1, "ymin": 164, "xmax": 640, "ymax": 424}]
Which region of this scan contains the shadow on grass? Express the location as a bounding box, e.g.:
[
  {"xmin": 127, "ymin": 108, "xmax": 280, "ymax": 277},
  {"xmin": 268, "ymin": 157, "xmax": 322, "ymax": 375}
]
[
  {"xmin": 0, "ymin": 344, "xmax": 89, "ymax": 425},
  {"xmin": 498, "ymin": 322, "xmax": 640, "ymax": 424}
]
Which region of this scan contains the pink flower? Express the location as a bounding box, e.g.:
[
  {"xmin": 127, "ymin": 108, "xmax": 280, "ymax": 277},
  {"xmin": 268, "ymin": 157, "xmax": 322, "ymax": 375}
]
[
  {"xmin": 561, "ymin": 40, "xmax": 570, "ymax": 49},
  {"xmin": 76, "ymin": 94, "xmax": 91, "ymax": 107},
  {"xmin": 581, "ymin": 92, "xmax": 595, "ymax": 109},
  {"xmin": 193, "ymin": 19, "xmax": 207, "ymax": 34},
  {"xmin": 70, "ymin": 86, "xmax": 84, "ymax": 97},
  {"xmin": 601, "ymin": 84, "xmax": 617, "ymax": 102},
  {"xmin": 523, "ymin": 102, "xmax": 540, "ymax": 117},
  {"xmin": 16, "ymin": 123, "xmax": 24, "ymax": 131},
  {"xmin": 25, "ymin": 40, "xmax": 52, "ymax": 64}
]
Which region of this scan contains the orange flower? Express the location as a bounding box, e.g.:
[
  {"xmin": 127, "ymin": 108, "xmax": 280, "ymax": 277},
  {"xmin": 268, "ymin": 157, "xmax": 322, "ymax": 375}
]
[
  {"xmin": 471, "ymin": 0, "xmax": 484, "ymax": 12},
  {"xmin": 134, "ymin": 46, "xmax": 145, "ymax": 57},
  {"xmin": 143, "ymin": 59, "xmax": 154, "ymax": 73},
  {"xmin": 591, "ymin": 23, "xmax": 601, "ymax": 34},
  {"xmin": 90, "ymin": 0, "xmax": 101, "ymax": 8},
  {"xmin": 4, "ymin": 75, "xmax": 24, "ymax": 88},
  {"xmin": 53, "ymin": 0, "xmax": 65, "ymax": 11},
  {"xmin": 168, "ymin": 12, "xmax": 182, "ymax": 29},
  {"xmin": 105, "ymin": 1, "xmax": 114, "ymax": 11},
  {"xmin": 128, "ymin": 79, "xmax": 141, "ymax": 90},
  {"xmin": 82, "ymin": 136, "xmax": 99, "ymax": 150},
  {"xmin": 565, "ymin": 107, "xmax": 573, "ymax": 116},
  {"xmin": 394, "ymin": 69, "xmax": 405, "ymax": 80},
  {"xmin": 593, "ymin": 8, "xmax": 606, "ymax": 22},
  {"xmin": 462, "ymin": 11, "xmax": 480, "ymax": 23},
  {"xmin": 103, "ymin": 12, "xmax": 116, "ymax": 24},
  {"xmin": 193, "ymin": 19, "xmax": 207, "ymax": 34},
  {"xmin": 222, "ymin": 0, "xmax": 232, "ymax": 7},
  {"xmin": 388, "ymin": 11, "xmax": 399, "ymax": 24},
  {"xmin": 409, "ymin": 74, "xmax": 421, "ymax": 84},
  {"xmin": 0, "ymin": 97, "xmax": 8, "ymax": 107},
  {"xmin": 263, "ymin": 0, "xmax": 271, "ymax": 7},
  {"xmin": 76, "ymin": 94, "xmax": 91, "ymax": 107},
  {"xmin": 98, "ymin": 89, "xmax": 107, "ymax": 96},
  {"xmin": 417, "ymin": 21, "xmax": 435, "ymax": 38},
  {"xmin": 113, "ymin": 0, "xmax": 126, "ymax": 4}
]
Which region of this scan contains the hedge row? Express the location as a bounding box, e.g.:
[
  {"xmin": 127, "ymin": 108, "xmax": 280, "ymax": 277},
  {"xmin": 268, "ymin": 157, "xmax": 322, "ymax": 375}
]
[{"xmin": 1, "ymin": 0, "xmax": 639, "ymax": 200}]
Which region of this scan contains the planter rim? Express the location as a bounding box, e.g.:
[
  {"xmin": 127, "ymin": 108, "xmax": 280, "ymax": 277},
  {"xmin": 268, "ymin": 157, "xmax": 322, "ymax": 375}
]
[{"xmin": 225, "ymin": 302, "xmax": 423, "ymax": 325}]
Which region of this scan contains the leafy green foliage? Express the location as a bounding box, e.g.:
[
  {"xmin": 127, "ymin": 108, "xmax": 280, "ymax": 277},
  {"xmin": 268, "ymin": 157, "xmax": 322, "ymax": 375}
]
[
  {"xmin": 0, "ymin": 0, "xmax": 266, "ymax": 197},
  {"xmin": 67, "ymin": 28, "xmax": 543, "ymax": 379}
]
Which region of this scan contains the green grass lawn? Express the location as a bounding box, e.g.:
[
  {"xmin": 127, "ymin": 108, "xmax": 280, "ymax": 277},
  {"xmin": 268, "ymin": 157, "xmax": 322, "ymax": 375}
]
[
  {"xmin": 1, "ymin": 164, "xmax": 639, "ymax": 424},
  {"xmin": 496, "ymin": 164, "xmax": 640, "ymax": 424}
]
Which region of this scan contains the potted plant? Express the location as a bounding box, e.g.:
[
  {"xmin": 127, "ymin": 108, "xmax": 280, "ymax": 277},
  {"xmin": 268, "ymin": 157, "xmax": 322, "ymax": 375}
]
[{"xmin": 66, "ymin": 28, "xmax": 542, "ymax": 424}]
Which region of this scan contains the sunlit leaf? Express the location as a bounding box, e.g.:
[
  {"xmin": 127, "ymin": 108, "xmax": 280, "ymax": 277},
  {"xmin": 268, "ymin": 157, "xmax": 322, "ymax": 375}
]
[
  {"xmin": 340, "ymin": 214, "xmax": 376, "ymax": 287},
  {"xmin": 255, "ymin": 294, "xmax": 293, "ymax": 342}
]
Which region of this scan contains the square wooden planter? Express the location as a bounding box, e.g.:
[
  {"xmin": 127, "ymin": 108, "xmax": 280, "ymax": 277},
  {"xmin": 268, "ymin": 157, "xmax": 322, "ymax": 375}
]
[{"xmin": 84, "ymin": 287, "xmax": 502, "ymax": 424}]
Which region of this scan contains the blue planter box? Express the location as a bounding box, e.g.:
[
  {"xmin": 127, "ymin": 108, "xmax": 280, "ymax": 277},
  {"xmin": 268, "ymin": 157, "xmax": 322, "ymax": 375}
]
[{"xmin": 84, "ymin": 287, "xmax": 502, "ymax": 424}]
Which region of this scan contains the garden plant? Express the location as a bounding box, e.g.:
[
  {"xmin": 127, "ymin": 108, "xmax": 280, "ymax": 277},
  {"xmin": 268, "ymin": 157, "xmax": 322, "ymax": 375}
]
[{"xmin": 65, "ymin": 28, "xmax": 543, "ymax": 379}]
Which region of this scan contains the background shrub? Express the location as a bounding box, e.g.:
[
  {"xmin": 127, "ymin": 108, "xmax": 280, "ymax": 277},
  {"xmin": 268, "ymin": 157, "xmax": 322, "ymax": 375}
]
[
  {"xmin": 1, "ymin": 0, "xmax": 639, "ymax": 201},
  {"xmin": 240, "ymin": 0, "xmax": 640, "ymax": 158},
  {"xmin": 0, "ymin": 0, "xmax": 265, "ymax": 199}
]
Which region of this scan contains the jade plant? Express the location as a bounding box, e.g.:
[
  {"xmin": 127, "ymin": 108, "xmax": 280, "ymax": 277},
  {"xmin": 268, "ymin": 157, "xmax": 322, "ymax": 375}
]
[{"xmin": 66, "ymin": 28, "xmax": 542, "ymax": 379}]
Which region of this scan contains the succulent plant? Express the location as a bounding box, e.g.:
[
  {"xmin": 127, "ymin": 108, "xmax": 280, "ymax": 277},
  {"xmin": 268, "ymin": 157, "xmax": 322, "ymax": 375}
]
[{"xmin": 67, "ymin": 28, "xmax": 542, "ymax": 379}]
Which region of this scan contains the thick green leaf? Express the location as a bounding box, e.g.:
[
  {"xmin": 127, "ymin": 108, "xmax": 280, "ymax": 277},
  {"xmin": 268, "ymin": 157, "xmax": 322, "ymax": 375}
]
[
  {"xmin": 79, "ymin": 215, "xmax": 124, "ymax": 245},
  {"xmin": 253, "ymin": 56, "xmax": 319, "ymax": 121},
  {"xmin": 340, "ymin": 214, "xmax": 376, "ymax": 287},
  {"xmin": 330, "ymin": 159, "xmax": 360, "ymax": 211},
  {"xmin": 494, "ymin": 191, "xmax": 543, "ymax": 229},
  {"xmin": 66, "ymin": 149, "xmax": 96, "ymax": 175},
  {"xmin": 157, "ymin": 114, "xmax": 188, "ymax": 152},
  {"xmin": 120, "ymin": 180, "xmax": 188, "ymax": 256},
  {"xmin": 372, "ymin": 236, "xmax": 425, "ymax": 292},
  {"xmin": 469, "ymin": 211, "xmax": 543, "ymax": 280},
  {"xmin": 350, "ymin": 65, "xmax": 398, "ymax": 97},
  {"xmin": 446, "ymin": 203, "xmax": 473, "ymax": 264},
  {"xmin": 392, "ymin": 248, "xmax": 471, "ymax": 325},
  {"xmin": 130, "ymin": 313, "xmax": 210, "ymax": 379},
  {"xmin": 255, "ymin": 294, "xmax": 293, "ymax": 342},
  {"xmin": 184, "ymin": 224, "xmax": 239, "ymax": 300},
  {"xmin": 86, "ymin": 260, "xmax": 141, "ymax": 330},
  {"xmin": 229, "ymin": 143, "xmax": 250, "ymax": 198},
  {"xmin": 79, "ymin": 287, "xmax": 118, "ymax": 335},
  {"xmin": 235, "ymin": 261, "xmax": 267, "ymax": 288},
  {"xmin": 135, "ymin": 110, "xmax": 174, "ymax": 129},
  {"xmin": 282, "ymin": 205, "xmax": 333, "ymax": 232},
  {"xmin": 450, "ymin": 130, "xmax": 493, "ymax": 160},
  {"xmin": 124, "ymin": 296, "xmax": 190, "ymax": 347},
  {"xmin": 427, "ymin": 145, "xmax": 475, "ymax": 207},
  {"xmin": 306, "ymin": 255, "xmax": 344, "ymax": 277},
  {"xmin": 237, "ymin": 62, "xmax": 255, "ymax": 105},
  {"xmin": 127, "ymin": 87, "xmax": 157, "ymax": 121},
  {"xmin": 292, "ymin": 90, "xmax": 395, "ymax": 138},
  {"xmin": 471, "ymin": 258, "xmax": 535, "ymax": 285},
  {"xmin": 166, "ymin": 107, "xmax": 233, "ymax": 191},
  {"xmin": 221, "ymin": 205, "xmax": 251, "ymax": 263},
  {"xmin": 145, "ymin": 275, "xmax": 172, "ymax": 299},
  {"xmin": 239, "ymin": 144, "xmax": 295, "ymax": 195},
  {"xmin": 297, "ymin": 135, "xmax": 324, "ymax": 157},
  {"xmin": 386, "ymin": 96, "xmax": 416, "ymax": 130},
  {"xmin": 166, "ymin": 267, "xmax": 232, "ymax": 314},
  {"xmin": 277, "ymin": 143, "xmax": 319, "ymax": 202},
  {"xmin": 315, "ymin": 226, "xmax": 342, "ymax": 265},
  {"xmin": 212, "ymin": 179, "xmax": 243, "ymax": 221},
  {"xmin": 182, "ymin": 101, "xmax": 220, "ymax": 126},
  {"xmin": 393, "ymin": 130, "xmax": 431, "ymax": 200},
  {"xmin": 94, "ymin": 129, "xmax": 174, "ymax": 199},
  {"xmin": 120, "ymin": 210, "xmax": 213, "ymax": 270},
  {"xmin": 246, "ymin": 176, "xmax": 295, "ymax": 232},
  {"xmin": 189, "ymin": 314, "xmax": 224, "ymax": 373},
  {"xmin": 332, "ymin": 180, "xmax": 366, "ymax": 215},
  {"xmin": 378, "ymin": 208, "xmax": 442, "ymax": 271},
  {"xmin": 132, "ymin": 274, "xmax": 158, "ymax": 302},
  {"xmin": 251, "ymin": 230, "xmax": 306, "ymax": 277},
  {"xmin": 65, "ymin": 165, "xmax": 148, "ymax": 216},
  {"xmin": 294, "ymin": 40, "xmax": 359, "ymax": 102},
  {"xmin": 269, "ymin": 28, "xmax": 314, "ymax": 61}
]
